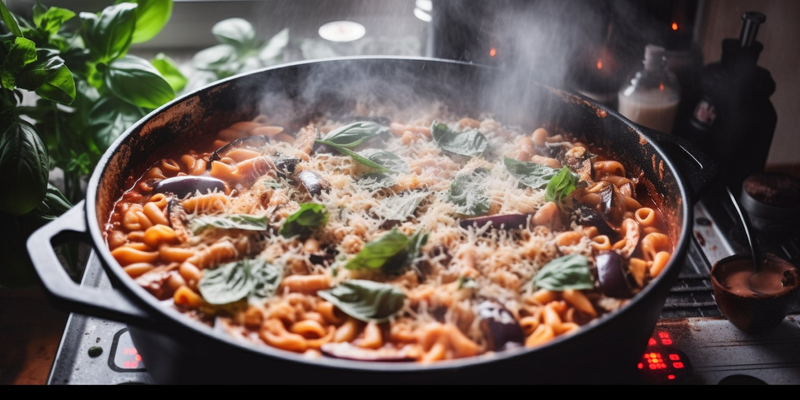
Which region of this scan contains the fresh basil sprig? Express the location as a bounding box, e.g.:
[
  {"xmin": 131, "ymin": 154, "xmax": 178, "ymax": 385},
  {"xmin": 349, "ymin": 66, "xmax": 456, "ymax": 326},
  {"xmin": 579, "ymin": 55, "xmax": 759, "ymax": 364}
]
[
  {"xmin": 318, "ymin": 121, "xmax": 390, "ymax": 147},
  {"xmin": 359, "ymin": 148, "xmax": 408, "ymax": 174},
  {"xmin": 448, "ymin": 168, "xmax": 491, "ymax": 217},
  {"xmin": 431, "ymin": 121, "xmax": 488, "ymax": 157},
  {"xmin": 198, "ymin": 258, "xmax": 283, "ymax": 306},
  {"xmin": 317, "ymin": 280, "xmax": 406, "ymax": 323},
  {"xmin": 188, "ymin": 214, "xmax": 268, "ymax": 234},
  {"xmin": 545, "ymin": 166, "xmax": 582, "ymax": 210},
  {"xmin": 531, "ymin": 254, "xmax": 594, "ymax": 291},
  {"xmin": 503, "ymin": 157, "xmax": 560, "ymax": 189},
  {"xmin": 279, "ymin": 203, "xmax": 329, "ymax": 238},
  {"xmin": 345, "ymin": 228, "xmax": 428, "ymax": 274}
]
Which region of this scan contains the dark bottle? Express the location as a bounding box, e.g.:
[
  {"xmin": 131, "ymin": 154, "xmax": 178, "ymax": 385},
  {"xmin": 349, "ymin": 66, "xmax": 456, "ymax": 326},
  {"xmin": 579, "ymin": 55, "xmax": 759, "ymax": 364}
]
[{"xmin": 683, "ymin": 11, "xmax": 777, "ymax": 188}]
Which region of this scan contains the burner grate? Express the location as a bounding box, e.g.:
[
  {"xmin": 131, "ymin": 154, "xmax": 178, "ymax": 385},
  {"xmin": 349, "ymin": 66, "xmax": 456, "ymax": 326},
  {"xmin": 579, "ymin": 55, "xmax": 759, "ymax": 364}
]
[{"xmin": 659, "ymin": 236, "xmax": 722, "ymax": 319}]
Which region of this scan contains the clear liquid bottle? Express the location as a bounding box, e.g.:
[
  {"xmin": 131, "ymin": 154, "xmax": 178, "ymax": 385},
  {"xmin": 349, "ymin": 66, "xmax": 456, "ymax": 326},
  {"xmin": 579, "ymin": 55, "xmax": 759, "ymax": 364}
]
[{"xmin": 618, "ymin": 44, "xmax": 682, "ymax": 134}]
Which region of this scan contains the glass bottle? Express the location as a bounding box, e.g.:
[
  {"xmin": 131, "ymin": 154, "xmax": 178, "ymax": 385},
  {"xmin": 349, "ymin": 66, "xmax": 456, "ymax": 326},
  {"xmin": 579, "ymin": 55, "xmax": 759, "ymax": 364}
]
[{"xmin": 617, "ymin": 44, "xmax": 682, "ymax": 134}]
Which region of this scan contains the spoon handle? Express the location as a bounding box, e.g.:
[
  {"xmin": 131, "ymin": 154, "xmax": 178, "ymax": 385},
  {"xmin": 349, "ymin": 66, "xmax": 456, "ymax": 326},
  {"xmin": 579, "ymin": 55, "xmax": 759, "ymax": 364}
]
[{"xmin": 726, "ymin": 185, "xmax": 761, "ymax": 271}]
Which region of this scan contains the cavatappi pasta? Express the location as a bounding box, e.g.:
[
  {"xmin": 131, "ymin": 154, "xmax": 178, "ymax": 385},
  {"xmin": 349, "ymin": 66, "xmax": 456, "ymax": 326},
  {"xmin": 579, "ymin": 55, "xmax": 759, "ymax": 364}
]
[{"xmin": 104, "ymin": 105, "xmax": 675, "ymax": 363}]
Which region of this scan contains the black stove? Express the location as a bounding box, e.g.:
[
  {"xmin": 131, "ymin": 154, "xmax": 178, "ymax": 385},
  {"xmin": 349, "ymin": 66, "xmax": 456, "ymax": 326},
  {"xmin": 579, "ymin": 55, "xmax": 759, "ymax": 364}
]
[{"xmin": 47, "ymin": 184, "xmax": 800, "ymax": 385}]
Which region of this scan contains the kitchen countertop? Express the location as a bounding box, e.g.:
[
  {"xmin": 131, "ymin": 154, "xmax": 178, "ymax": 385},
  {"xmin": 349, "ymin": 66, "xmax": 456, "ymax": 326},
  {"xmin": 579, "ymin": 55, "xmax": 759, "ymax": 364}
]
[{"xmin": 0, "ymin": 286, "xmax": 69, "ymax": 385}]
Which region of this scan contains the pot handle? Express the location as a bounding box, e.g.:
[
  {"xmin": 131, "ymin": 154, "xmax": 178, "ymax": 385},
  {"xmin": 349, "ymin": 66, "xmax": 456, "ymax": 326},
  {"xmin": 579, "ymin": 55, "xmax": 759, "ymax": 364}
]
[
  {"xmin": 645, "ymin": 128, "xmax": 719, "ymax": 203},
  {"xmin": 27, "ymin": 201, "xmax": 156, "ymax": 328}
]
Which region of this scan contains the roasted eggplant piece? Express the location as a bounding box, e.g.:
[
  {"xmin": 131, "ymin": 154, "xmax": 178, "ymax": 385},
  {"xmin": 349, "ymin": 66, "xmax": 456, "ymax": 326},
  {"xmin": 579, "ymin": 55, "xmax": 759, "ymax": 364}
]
[
  {"xmin": 476, "ymin": 300, "xmax": 525, "ymax": 352},
  {"xmin": 152, "ymin": 176, "xmax": 227, "ymax": 198},
  {"xmin": 295, "ymin": 169, "xmax": 330, "ymax": 197},
  {"xmin": 596, "ymin": 250, "xmax": 633, "ymax": 298},
  {"xmin": 577, "ymin": 205, "xmax": 619, "ymax": 241}
]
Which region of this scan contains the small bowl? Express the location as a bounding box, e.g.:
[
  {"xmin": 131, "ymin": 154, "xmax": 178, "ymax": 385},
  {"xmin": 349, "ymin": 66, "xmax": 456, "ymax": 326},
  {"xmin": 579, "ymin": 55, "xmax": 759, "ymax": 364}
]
[{"xmin": 710, "ymin": 253, "xmax": 800, "ymax": 334}]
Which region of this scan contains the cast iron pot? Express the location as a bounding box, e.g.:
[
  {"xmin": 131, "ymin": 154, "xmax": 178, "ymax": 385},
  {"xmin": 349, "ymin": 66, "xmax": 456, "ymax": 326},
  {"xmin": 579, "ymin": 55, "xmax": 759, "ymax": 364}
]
[{"xmin": 28, "ymin": 57, "xmax": 717, "ymax": 384}]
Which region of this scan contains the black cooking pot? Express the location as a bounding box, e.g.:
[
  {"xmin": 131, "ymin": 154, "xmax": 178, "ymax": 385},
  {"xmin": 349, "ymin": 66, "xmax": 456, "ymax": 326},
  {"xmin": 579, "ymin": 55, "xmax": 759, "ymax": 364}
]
[{"xmin": 28, "ymin": 57, "xmax": 717, "ymax": 384}]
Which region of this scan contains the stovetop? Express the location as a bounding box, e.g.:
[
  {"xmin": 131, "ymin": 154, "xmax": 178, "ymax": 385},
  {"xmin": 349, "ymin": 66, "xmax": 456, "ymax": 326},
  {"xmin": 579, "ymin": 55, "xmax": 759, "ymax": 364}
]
[{"xmin": 46, "ymin": 184, "xmax": 800, "ymax": 385}]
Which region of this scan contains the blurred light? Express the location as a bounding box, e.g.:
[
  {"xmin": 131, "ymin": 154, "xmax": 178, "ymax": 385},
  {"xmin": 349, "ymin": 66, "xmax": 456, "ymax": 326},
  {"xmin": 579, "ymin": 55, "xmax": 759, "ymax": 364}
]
[
  {"xmin": 672, "ymin": 22, "xmax": 679, "ymax": 31},
  {"xmin": 416, "ymin": 0, "xmax": 432, "ymax": 12},
  {"xmin": 414, "ymin": 7, "xmax": 432, "ymax": 22},
  {"xmin": 490, "ymin": 48, "xmax": 497, "ymax": 57},
  {"xmin": 319, "ymin": 21, "xmax": 366, "ymax": 42},
  {"xmin": 596, "ymin": 59, "xmax": 603, "ymax": 70}
]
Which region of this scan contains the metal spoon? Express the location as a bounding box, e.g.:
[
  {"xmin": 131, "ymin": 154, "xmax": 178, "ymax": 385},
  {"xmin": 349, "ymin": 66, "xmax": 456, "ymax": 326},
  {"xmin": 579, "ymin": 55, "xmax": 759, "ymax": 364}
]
[{"xmin": 726, "ymin": 185, "xmax": 764, "ymax": 273}]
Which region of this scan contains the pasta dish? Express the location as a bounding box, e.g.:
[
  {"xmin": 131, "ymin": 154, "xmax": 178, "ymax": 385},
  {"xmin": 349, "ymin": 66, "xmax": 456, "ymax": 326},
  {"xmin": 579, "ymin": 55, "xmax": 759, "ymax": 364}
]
[{"xmin": 104, "ymin": 103, "xmax": 674, "ymax": 363}]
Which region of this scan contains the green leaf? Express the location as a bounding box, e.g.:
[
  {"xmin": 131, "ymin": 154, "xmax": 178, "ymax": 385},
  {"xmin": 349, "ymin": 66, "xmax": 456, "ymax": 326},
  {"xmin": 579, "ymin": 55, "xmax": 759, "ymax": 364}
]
[
  {"xmin": 126, "ymin": 0, "xmax": 172, "ymax": 44},
  {"xmin": 504, "ymin": 156, "xmax": 560, "ymax": 189},
  {"xmin": 197, "ymin": 258, "xmax": 282, "ymax": 306},
  {"xmin": 448, "ymin": 168, "xmax": 491, "ymax": 217},
  {"xmin": 0, "ymin": 0, "xmax": 23, "ymax": 37},
  {"xmin": 318, "ymin": 121, "xmax": 390, "ymax": 148},
  {"xmin": 358, "ymin": 148, "xmax": 408, "ymax": 174},
  {"xmin": 29, "ymin": 183, "xmax": 73, "ymax": 222},
  {"xmin": 345, "ymin": 228, "xmax": 409, "ymax": 272},
  {"xmin": 191, "ymin": 44, "xmax": 238, "ymax": 72},
  {"xmin": 188, "ymin": 214, "xmax": 268, "ymax": 234},
  {"xmin": 33, "ymin": 6, "xmax": 76, "ymax": 36},
  {"xmin": 105, "ymin": 55, "xmax": 175, "ymax": 108},
  {"xmin": 372, "ymin": 191, "xmax": 427, "ymax": 221},
  {"xmin": 35, "ymin": 64, "xmax": 75, "ymax": 104},
  {"xmin": 317, "ymin": 280, "xmax": 406, "ymax": 323},
  {"xmin": 258, "ymin": 27, "xmax": 289, "ymax": 62},
  {"xmin": 0, "ymin": 120, "xmax": 49, "ymax": 216},
  {"xmin": 315, "ymin": 140, "xmax": 388, "ymax": 172},
  {"xmin": 532, "ymin": 254, "xmax": 594, "ymax": 291},
  {"xmin": 80, "ymin": 2, "xmax": 137, "ymax": 63},
  {"xmin": 279, "ymin": 203, "xmax": 328, "ymax": 239},
  {"xmin": 1, "ymin": 37, "xmax": 37, "ymax": 90},
  {"xmin": 88, "ymin": 95, "xmax": 146, "ymax": 150},
  {"xmin": 431, "ymin": 121, "xmax": 488, "ymax": 157},
  {"xmin": 16, "ymin": 49, "xmax": 64, "ymax": 90},
  {"xmin": 545, "ymin": 166, "xmax": 581, "ymax": 210},
  {"xmin": 150, "ymin": 52, "xmax": 186, "ymax": 93},
  {"xmin": 247, "ymin": 259, "xmax": 283, "ymax": 305},
  {"xmin": 212, "ymin": 18, "xmax": 256, "ymax": 49}
]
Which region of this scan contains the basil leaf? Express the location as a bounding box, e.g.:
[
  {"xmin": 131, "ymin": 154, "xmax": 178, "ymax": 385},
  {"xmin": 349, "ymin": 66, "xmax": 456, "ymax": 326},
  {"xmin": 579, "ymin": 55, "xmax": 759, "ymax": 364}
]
[
  {"xmin": 431, "ymin": 121, "xmax": 487, "ymax": 157},
  {"xmin": 448, "ymin": 168, "xmax": 491, "ymax": 217},
  {"xmin": 2, "ymin": 37, "xmax": 37, "ymax": 90},
  {"xmin": 212, "ymin": 17, "xmax": 257, "ymax": 50},
  {"xmin": 189, "ymin": 214, "xmax": 268, "ymax": 234},
  {"xmin": 33, "ymin": 6, "xmax": 75, "ymax": 37},
  {"xmin": 405, "ymin": 230, "xmax": 428, "ymax": 265},
  {"xmin": 126, "ymin": 0, "xmax": 173, "ymax": 44},
  {"xmin": 248, "ymin": 259, "xmax": 283, "ymax": 305},
  {"xmin": 372, "ymin": 191, "xmax": 428, "ymax": 221},
  {"xmin": 504, "ymin": 156, "xmax": 560, "ymax": 189},
  {"xmin": 80, "ymin": 3, "xmax": 137, "ymax": 63},
  {"xmin": 16, "ymin": 49, "xmax": 63, "ymax": 90},
  {"xmin": 345, "ymin": 228, "xmax": 409, "ymax": 271},
  {"xmin": 545, "ymin": 166, "xmax": 580, "ymax": 210},
  {"xmin": 532, "ymin": 254, "xmax": 594, "ymax": 291},
  {"xmin": 258, "ymin": 27, "xmax": 289, "ymax": 62},
  {"xmin": 88, "ymin": 95, "xmax": 147, "ymax": 150},
  {"xmin": 315, "ymin": 140, "xmax": 388, "ymax": 172},
  {"xmin": 359, "ymin": 148, "xmax": 408, "ymax": 174},
  {"xmin": 279, "ymin": 203, "xmax": 329, "ymax": 238},
  {"xmin": 150, "ymin": 52, "xmax": 187, "ymax": 93},
  {"xmin": 317, "ymin": 280, "xmax": 406, "ymax": 323},
  {"xmin": 318, "ymin": 121, "xmax": 390, "ymax": 148},
  {"xmin": 29, "ymin": 183, "xmax": 72, "ymax": 222},
  {"xmin": 0, "ymin": 120, "xmax": 49, "ymax": 216},
  {"xmin": 35, "ymin": 64, "xmax": 75, "ymax": 105},
  {"xmin": 105, "ymin": 55, "xmax": 175, "ymax": 108},
  {"xmin": 191, "ymin": 44, "xmax": 238, "ymax": 72},
  {"xmin": 198, "ymin": 260, "xmax": 251, "ymax": 305},
  {"xmin": 0, "ymin": 1, "xmax": 23, "ymax": 37}
]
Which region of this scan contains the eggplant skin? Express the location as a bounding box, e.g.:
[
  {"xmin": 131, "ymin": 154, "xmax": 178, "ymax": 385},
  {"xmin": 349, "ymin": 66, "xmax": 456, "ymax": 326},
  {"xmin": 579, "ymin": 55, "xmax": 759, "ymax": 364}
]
[{"xmin": 596, "ymin": 250, "xmax": 633, "ymax": 298}]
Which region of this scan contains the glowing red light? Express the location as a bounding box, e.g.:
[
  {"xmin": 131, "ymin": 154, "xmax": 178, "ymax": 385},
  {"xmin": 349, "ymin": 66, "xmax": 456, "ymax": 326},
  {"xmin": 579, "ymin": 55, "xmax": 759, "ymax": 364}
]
[
  {"xmin": 135, "ymin": 354, "xmax": 143, "ymax": 362},
  {"xmin": 669, "ymin": 354, "xmax": 680, "ymax": 361},
  {"xmin": 649, "ymin": 364, "xmax": 657, "ymax": 370},
  {"xmin": 489, "ymin": 48, "xmax": 497, "ymax": 57},
  {"xmin": 596, "ymin": 59, "xmax": 603, "ymax": 70},
  {"xmin": 648, "ymin": 338, "xmax": 656, "ymax": 346},
  {"xmin": 661, "ymin": 339, "xmax": 673, "ymax": 345},
  {"xmin": 673, "ymin": 362, "xmax": 684, "ymax": 369},
  {"xmin": 659, "ymin": 83, "xmax": 665, "ymax": 91},
  {"xmin": 672, "ymin": 22, "xmax": 679, "ymax": 31},
  {"xmin": 668, "ymin": 374, "xmax": 676, "ymax": 380},
  {"xmin": 638, "ymin": 362, "xmax": 644, "ymax": 369}
]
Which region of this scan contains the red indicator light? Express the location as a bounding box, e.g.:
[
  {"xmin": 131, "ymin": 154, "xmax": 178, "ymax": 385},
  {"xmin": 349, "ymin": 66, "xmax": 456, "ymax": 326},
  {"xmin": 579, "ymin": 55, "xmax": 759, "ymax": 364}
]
[
  {"xmin": 669, "ymin": 354, "xmax": 680, "ymax": 361},
  {"xmin": 658, "ymin": 331, "xmax": 670, "ymax": 339},
  {"xmin": 649, "ymin": 364, "xmax": 657, "ymax": 370},
  {"xmin": 648, "ymin": 338, "xmax": 657, "ymax": 346},
  {"xmin": 672, "ymin": 22, "xmax": 679, "ymax": 31},
  {"xmin": 673, "ymin": 362, "xmax": 684, "ymax": 369},
  {"xmin": 489, "ymin": 48, "xmax": 497, "ymax": 57},
  {"xmin": 135, "ymin": 354, "xmax": 143, "ymax": 362},
  {"xmin": 668, "ymin": 374, "xmax": 676, "ymax": 380},
  {"xmin": 638, "ymin": 362, "xmax": 644, "ymax": 369},
  {"xmin": 661, "ymin": 339, "xmax": 673, "ymax": 345}
]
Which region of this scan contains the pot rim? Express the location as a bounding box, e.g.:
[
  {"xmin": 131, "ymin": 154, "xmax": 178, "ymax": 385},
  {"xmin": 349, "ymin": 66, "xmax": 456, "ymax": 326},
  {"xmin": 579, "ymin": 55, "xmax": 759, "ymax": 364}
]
[{"xmin": 83, "ymin": 56, "xmax": 695, "ymax": 374}]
